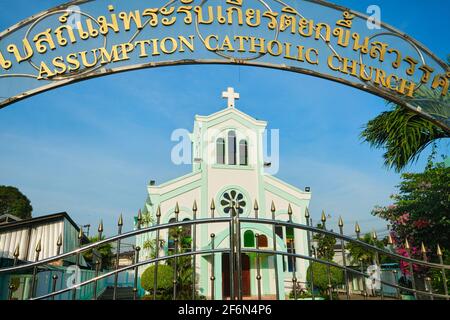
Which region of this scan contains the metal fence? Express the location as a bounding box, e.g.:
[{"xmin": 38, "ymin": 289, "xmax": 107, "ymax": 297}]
[{"xmin": 0, "ymin": 200, "xmax": 448, "ymax": 300}]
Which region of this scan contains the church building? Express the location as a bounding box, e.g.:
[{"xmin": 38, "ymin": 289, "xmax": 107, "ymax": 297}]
[{"xmin": 137, "ymin": 88, "xmax": 311, "ymax": 299}]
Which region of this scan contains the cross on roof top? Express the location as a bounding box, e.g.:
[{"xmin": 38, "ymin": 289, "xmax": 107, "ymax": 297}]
[{"xmin": 222, "ymin": 87, "xmax": 240, "ymax": 108}]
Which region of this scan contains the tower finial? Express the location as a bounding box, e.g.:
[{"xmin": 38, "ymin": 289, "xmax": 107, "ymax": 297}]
[{"xmin": 222, "ymin": 87, "xmax": 240, "ymax": 108}]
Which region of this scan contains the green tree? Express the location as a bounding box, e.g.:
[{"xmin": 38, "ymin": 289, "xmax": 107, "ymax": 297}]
[
  {"xmin": 82, "ymin": 235, "xmax": 114, "ymax": 270},
  {"xmin": 313, "ymin": 222, "xmax": 336, "ymax": 261},
  {"xmin": 141, "ymin": 214, "xmax": 198, "ymax": 300},
  {"xmin": 430, "ymin": 254, "xmax": 450, "ymax": 295},
  {"xmin": 372, "ymin": 158, "xmax": 450, "ymax": 256},
  {"xmin": 165, "ymin": 225, "xmax": 196, "ymax": 300},
  {"xmin": 361, "ymin": 56, "xmax": 450, "ymax": 173},
  {"xmin": 0, "ymin": 186, "xmax": 32, "ymax": 220},
  {"xmin": 346, "ymin": 233, "xmax": 393, "ymax": 265}
]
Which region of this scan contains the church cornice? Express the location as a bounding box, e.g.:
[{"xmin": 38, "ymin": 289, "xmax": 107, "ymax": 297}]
[
  {"xmin": 264, "ymin": 175, "xmax": 311, "ymax": 202},
  {"xmin": 195, "ymin": 107, "xmax": 267, "ymax": 128},
  {"xmin": 147, "ymin": 171, "xmax": 201, "ymax": 195}
]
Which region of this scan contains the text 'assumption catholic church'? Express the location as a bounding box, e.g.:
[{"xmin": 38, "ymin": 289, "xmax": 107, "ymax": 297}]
[{"xmin": 136, "ymin": 88, "xmax": 311, "ymax": 299}]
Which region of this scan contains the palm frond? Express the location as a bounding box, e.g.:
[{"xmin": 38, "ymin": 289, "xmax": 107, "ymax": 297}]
[{"xmin": 361, "ymin": 105, "xmax": 449, "ymax": 172}]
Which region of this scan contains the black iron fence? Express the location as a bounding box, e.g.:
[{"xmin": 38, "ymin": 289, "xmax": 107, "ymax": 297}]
[{"xmin": 1, "ymin": 200, "xmax": 449, "ymax": 300}]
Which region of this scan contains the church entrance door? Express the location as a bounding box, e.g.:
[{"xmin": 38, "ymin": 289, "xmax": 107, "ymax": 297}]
[{"xmin": 222, "ymin": 253, "xmax": 251, "ymax": 298}]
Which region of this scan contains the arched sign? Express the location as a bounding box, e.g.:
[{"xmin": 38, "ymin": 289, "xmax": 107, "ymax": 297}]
[{"xmin": 0, "ymin": 0, "xmax": 449, "ymax": 132}]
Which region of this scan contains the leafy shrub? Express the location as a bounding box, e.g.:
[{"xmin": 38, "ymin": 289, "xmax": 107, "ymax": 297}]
[
  {"xmin": 141, "ymin": 264, "xmax": 174, "ymax": 294},
  {"xmin": 306, "ymin": 262, "xmax": 344, "ymax": 297}
]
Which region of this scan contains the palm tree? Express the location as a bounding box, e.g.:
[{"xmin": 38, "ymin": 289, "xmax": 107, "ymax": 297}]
[{"xmin": 361, "ymin": 57, "xmax": 450, "ymax": 172}]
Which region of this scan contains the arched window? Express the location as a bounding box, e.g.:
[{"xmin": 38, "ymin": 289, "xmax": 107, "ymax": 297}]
[
  {"xmin": 286, "ymin": 225, "xmax": 295, "ymax": 272},
  {"xmin": 239, "ymin": 139, "xmax": 248, "ymax": 165},
  {"xmin": 228, "ymin": 131, "xmax": 236, "ymax": 165},
  {"xmin": 168, "ymin": 218, "xmax": 177, "ymax": 253},
  {"xmin": 257, "ymin": 235, "xmax": 268, "ymax": 248},
  {"xmin": 274, "ymin": 226, "xmax": 286, "ymax": 271},
  {"xmin": 243, "ymin": 230, "xmax": 255, "ymax": 247},
  {"xmin": 181, "ymin": 218, "xmax": 192, "ymax": 252},
  {"xmin": 275, "ymin": 226, "xmax": 283, "ymax": 240},
  {"xmin": 216, "ymin": 138, "xmax": 225, "ymax": 164}
]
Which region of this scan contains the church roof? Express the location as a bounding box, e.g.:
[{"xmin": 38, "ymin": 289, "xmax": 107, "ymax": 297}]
[{"xmin": 195, "ymin": 106, "xmax": 267, "ymax": 128}]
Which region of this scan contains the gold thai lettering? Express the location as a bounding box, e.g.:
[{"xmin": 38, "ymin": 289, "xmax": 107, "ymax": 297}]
[
  {"xmin": 333, "ymin": 27, "xmax": 351, "ymax": 48},
  {"xmin": 315, "ymin": 23, "xmax": 331, "ymax": 43},
  {"xmin": 118, "ymin": 10, "xmax": 144, "ymax": 31},
  {"xmin": 97, "ymin": 5, "xmax": 120, "ymax": 35},
  {"xmin": 336, "ymin": 11, "xmax": 355, "ymax": 29},
  {"xmin": 75, "ymin": 19, "xmax": 99, "ymax": 40},
  {"xmin": 280, "ymin": 6, "xmax": 298, "ymax": 34},
  {"xmin": 351, "ymin": 33, "xmax": 369, "ymax": 54},
  {"xmin": 160, "ymin": 7, "xmax": 177, "ymax": 26},
  {"xmin": 7, "ymin": 38, "xmax": 33, "ymax": 63},
  {"xmin": 388, "ymin": 48, "xmax": 402, "ymax": 69},
  {"xmin": 33, "ymin": 28, "xmax": 56, "ymax": 54},
  {"xmin": 0, "ymin": 51, "xmax": 12, "ymax": 70},
  {"xmin": 194, "ymin": 6, "xmax": 214, "ymax": 24},
  {"xmin": 226, "ymin": 5, "xmax": 243, "ymax": 26},
  {"xmin": 226, "ymin": 0, "xmax": 242, "ymax": 6},
  {"xmin": 299, "ymin": 18, "xmax": 314, "ymax": 37},
  {"xmin": 142, "ymin": 8, "xmax": 159, "ymax": 27},
  {"xmin": 369, "ymin": 41, "xmax": 389, "ymax": 62},
  {"xmin": 177, "ymin": 6, "xmax": 193, "ymax": 24},
  {"xmin": 245, "ymin": 9, "xmax": 260, "ymax": 27},
  {"xmin": 431, "ymin": 72, "xmax": 450, "ymax": 96},
  {"xmin": 403, "ymin": 56, "xmax": 419, "ymax": 76},
  {"xmin": 262, "ymin": 11, "xmax": 278, "ymax": 30},
  {"xmin": 418, "ymin": 65, "xmax": 434, "ymax": 84},
  {"xmin": 216, "ymin": 6, "xmax": 226, "ymax": 24},
  {"xmin": 54, "ymin": 25, "xmax": 77, "ymax": 47}
]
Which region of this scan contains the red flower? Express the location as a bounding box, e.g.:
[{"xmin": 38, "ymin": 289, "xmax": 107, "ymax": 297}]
[
  {"xmin": 397, "ymin": 213, "xmax": 410, "ymax": 226},
  {"xmin": 413, "ymin": 219, "xmax": 430, "ymax": 229},
  {"xmin": 396, "ymin": 246, "xmax": 422, "ymax": 275}
]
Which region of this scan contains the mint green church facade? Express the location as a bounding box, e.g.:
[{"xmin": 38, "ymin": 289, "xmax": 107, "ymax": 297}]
[{"xmin": 136, "ymin": 88, "xmax": 311, "ymax": 299}]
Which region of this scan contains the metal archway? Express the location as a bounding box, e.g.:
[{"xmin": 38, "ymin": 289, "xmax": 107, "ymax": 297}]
[{"xmin": 0, "ymin": 0, "xmax": 449, "ymax": 132}]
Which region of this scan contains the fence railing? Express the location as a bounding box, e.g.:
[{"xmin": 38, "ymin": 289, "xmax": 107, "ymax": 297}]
[{"xmin": 0, "ymin": 201, "xmax": 448, "ymax": 300}]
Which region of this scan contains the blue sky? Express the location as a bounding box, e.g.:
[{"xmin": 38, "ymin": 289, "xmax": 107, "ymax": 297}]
[{"xmin": 0, "ymin": 0, "xmax": 449, "ymax": 237}]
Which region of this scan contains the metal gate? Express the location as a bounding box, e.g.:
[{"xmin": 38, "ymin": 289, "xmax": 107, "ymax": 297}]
[{"xmin": 1, "ymin": 200, "xmax": 449, "ymax": 300}]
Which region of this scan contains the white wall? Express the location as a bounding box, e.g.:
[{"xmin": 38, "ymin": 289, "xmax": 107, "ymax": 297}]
[{"xmin": 0, "ymin": 221, "xmax": 64, "ymax": 261}]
